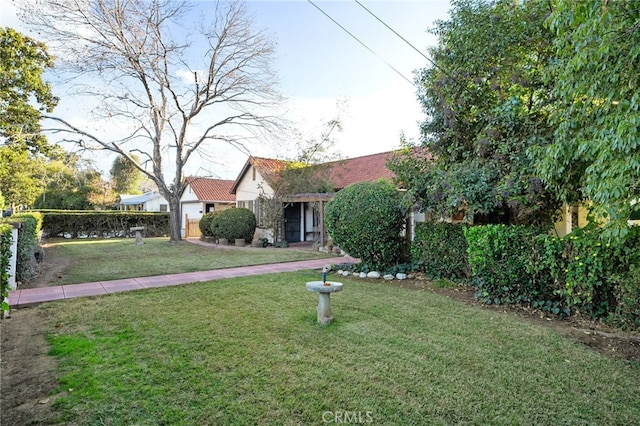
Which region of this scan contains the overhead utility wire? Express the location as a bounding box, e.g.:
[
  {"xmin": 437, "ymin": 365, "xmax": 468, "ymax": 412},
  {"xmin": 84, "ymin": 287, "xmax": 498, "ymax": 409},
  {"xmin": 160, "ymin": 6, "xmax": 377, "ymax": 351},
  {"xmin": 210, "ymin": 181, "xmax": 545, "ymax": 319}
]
[
  {"xmin": 353, "ymin": 0, "xmax": 458, "ymax": 85},
  {"xmin": 306, "ymin": 0, "xmax": 415, "ymax": 87}
]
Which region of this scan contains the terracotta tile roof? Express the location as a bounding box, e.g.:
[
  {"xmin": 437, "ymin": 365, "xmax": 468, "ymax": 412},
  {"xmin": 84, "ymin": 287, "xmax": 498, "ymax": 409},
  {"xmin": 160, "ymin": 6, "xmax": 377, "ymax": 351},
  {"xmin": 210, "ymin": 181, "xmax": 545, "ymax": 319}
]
[
  {"xmin": 230, "ymin": 156, "xmax": 293, "ymax": 193},
  {"xmin": 185, "ymin": 177, "xmax": 236, "ymax": 202},
  {"xmin": 231, "ymin": 149, "xmax": 427, "ymax": 194},
  {"xmin": 250, "ymin": 157, "xmax": 291, "ymax": 186},
  {"xmin": 324, "ymin": 151, "xmax": 397, "ymax": 190}
]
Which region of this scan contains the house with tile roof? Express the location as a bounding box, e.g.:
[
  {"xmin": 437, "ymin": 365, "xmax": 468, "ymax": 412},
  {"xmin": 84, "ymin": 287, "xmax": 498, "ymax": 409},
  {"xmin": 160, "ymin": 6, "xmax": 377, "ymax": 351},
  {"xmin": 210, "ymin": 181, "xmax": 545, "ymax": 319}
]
[
  {"xmin": 230, "ymin": 151, "xmax": 399, "ymax": 244},
  {"xmin": 180, "ymin": 177, "xmax": 236, "ymax": 237}
]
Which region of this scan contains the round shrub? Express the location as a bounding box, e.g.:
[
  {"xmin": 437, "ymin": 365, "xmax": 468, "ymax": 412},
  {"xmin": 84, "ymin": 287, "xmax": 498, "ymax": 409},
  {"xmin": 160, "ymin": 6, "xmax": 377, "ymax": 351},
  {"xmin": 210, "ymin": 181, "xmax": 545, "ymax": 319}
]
[
  {"xmin": 199, "ymin": 212, "xmax": 217, "ymax": 237},
  {"xmin": 211, "ymin": 208, "xmax": 256, "ymax": 242},
  {"xmin": 325, "ymin": 180, "xmax": 407, "ymax": 271}
]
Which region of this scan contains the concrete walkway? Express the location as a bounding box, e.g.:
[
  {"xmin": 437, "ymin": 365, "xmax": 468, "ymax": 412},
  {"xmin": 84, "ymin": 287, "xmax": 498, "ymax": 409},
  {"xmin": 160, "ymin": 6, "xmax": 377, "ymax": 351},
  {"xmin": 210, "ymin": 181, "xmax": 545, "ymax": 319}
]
[{"xmin": 9, "ymin": 239, "xmax": 357, "ymax": 308}]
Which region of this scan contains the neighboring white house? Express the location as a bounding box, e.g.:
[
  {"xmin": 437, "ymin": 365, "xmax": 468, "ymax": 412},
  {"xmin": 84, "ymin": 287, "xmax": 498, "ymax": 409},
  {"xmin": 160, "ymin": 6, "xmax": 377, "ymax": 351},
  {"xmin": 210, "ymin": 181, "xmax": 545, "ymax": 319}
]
[
  {"xmin": 180, "ymin": 177, "xmax": 236, "ymax": 237},
  {"xmin": 116, "ymin": 191, "xmax": 169, "ymax": 212}
]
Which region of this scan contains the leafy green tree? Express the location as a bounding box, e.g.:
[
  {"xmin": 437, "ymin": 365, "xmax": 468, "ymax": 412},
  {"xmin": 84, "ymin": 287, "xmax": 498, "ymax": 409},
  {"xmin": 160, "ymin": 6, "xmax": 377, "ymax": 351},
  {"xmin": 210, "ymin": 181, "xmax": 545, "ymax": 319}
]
[
  {"xmin": 110, "ymin": 154, "xmax": 143, "ymax": 195},
  {"xmin": 34, "ymin": 154, "xmax": 107, "ymax": 210},
  {"xmin": 0, "ymin": 145, "xmax": 46, "ymax": 208},
  {"xmin": 537, "ymin": 0, "xmax": 640, "ymax": 240},
  {"xmin": 325, "ymin": 180, "xmax": 408, "ymax": 271},
  {"xmin": 392, "ymin": 0, "xmax": 561, "ymax": 226},
  {"xmin": 0, "ymin": 27, "xmax": 57, "ymax": 154}
]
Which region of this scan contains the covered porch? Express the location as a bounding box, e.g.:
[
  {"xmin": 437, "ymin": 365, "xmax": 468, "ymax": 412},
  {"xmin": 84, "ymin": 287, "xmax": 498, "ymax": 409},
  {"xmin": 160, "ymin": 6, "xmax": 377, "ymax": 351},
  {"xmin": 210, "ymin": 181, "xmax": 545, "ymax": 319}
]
[{"xmin": 282, "ymin": 193, "xmax": 335, "ymax": 246}]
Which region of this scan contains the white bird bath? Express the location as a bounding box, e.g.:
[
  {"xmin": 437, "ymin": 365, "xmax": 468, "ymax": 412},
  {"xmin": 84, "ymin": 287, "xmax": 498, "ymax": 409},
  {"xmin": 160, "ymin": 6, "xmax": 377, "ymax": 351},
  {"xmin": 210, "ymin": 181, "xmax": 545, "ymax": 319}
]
[{"xmin": 306, "ymin": 281, "xmax": 343, "ymax": 325}]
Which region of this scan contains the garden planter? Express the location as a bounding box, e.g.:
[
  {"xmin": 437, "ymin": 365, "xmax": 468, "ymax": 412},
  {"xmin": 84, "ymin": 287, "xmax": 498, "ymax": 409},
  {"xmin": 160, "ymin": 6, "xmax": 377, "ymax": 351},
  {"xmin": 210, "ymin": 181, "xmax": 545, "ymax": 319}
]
[
  {"xmin": 235, "ymin": 238, "xmax": 246, "ymax": 247},
  {"xmin": 218, "ymin": 238, "xmax": 229, "ymax": 245}
]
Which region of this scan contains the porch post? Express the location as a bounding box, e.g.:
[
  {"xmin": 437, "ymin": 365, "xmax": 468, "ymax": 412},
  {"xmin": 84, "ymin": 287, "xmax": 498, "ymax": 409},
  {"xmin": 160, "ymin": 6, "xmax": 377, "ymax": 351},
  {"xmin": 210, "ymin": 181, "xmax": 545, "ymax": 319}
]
[{"xmin": 319, "ymin": 200, "xmax": 325, "ymax": 247}]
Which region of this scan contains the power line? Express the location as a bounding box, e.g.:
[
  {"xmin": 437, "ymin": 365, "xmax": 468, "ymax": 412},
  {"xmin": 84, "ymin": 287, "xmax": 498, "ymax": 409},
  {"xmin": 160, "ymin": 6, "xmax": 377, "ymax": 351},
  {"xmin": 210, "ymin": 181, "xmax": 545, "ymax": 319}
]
[
  {"xmin": 353, "ymin": 0, "xmax": 457, "ymax": 84},
  {"xmin": 306, "ymin": 0, "xmax": 415, "ymax": 87},
  {"xmin": 354, "ymin": 0, "xmax": 431, "ymax": 62}
]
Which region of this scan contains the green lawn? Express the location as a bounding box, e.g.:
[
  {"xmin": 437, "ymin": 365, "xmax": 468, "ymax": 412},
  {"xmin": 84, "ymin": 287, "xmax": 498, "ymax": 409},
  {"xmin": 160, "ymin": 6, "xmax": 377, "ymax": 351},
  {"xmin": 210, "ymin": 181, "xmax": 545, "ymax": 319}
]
[
  {"xmin": 44, "ymin": 238, "xmax": 335, "ymax": 284},
  {"xmin": 44, "ymin": 272, "xmax": 640, "ymax": 425}
]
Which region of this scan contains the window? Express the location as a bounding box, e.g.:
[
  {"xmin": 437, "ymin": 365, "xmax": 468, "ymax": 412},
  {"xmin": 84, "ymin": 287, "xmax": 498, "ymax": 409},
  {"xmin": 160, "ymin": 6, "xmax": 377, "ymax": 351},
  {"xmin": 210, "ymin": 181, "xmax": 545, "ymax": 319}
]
[
  {"xmin": 160, "ymin": 204, "xmax": 168, "ymax": 212},
  {"xmin": 252, "ymin": 167, "xmax": 256, "ymax": 181}
]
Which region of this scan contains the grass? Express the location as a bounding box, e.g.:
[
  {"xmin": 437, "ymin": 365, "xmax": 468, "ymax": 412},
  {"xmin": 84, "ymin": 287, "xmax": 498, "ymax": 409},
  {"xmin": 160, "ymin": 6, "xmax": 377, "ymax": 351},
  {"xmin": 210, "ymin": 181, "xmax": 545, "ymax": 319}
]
[
  {"xmin": 45, "ymin": 237, "xmax": 335, "ymax": 284},
  {"xmin": 43, "ymin": 272, "xmax": 640, "ymax": 425}
]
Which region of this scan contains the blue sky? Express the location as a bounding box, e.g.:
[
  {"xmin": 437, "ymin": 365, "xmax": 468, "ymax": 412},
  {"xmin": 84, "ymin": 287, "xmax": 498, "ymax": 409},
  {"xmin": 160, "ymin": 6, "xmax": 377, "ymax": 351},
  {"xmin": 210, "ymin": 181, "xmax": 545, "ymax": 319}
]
[{"xmin": 1, "ymin": 0, "xmax": 451, "ymax": 179}]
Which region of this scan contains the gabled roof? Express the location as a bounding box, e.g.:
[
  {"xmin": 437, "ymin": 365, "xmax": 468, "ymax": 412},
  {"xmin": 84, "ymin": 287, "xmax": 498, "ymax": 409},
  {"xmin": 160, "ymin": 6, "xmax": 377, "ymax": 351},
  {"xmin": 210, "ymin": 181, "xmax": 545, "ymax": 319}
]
[
  {"xmin": 230, "ymin": 156, "xmax": 292, "ymax": 194},
  {"xmin": 231, "ymin": 151, "xmax": 403, "ymax": 195},
  {"xmin": 185, "ymin": 177, "xmax": 236, "ymax": 202}
]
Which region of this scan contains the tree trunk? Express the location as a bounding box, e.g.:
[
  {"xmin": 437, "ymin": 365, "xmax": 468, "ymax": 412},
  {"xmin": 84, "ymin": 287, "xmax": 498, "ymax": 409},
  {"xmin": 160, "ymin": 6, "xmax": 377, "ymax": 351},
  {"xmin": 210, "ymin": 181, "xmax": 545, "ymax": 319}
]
[{"xmin": 168, "ymin": 195, "xmax": 182, "ymax": 242}]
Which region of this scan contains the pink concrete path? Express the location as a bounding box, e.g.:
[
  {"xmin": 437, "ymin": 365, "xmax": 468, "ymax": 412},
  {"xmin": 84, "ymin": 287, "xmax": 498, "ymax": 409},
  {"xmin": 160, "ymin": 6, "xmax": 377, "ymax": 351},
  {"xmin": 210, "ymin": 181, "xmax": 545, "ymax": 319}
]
[{"xmin": 8, "ymin": 257, "xmax": 351, "ymax": 308}]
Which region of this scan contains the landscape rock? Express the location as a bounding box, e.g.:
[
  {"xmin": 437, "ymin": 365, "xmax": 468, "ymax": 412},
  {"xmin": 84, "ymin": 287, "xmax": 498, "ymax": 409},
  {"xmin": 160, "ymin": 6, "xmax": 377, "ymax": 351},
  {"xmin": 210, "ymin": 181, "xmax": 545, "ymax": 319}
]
[
  {"xmin": 383, "ymin": 274, "xmax": 394, "ymax": 280},
  {"xmin": 359, "ymin": 272, "xmax": 367, "ymax": 278},
  {"xmin": 366, "ymin": 271, "xmax": 381, "ymax": 279},
  {"xmin": 396, "ymin": 273, "xmax": 408, "ymax": 280}
]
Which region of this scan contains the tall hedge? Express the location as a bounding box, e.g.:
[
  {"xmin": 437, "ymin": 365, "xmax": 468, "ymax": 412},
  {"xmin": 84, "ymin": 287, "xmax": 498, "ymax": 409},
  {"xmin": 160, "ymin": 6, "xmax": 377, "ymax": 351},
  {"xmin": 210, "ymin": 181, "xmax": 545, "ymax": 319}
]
[
  {"xmin": 11, "ymin": 212, "xmax": 43, "ymax": 284},
  {"xmin": 0, "ymin": 223, "xmax": 12, "ymax": 316},
  {"xmin": 37, "ymin": 210, "xmax": 169, "ymax": 238},
  {"xmin": 325, "ymin": 180, "xmax": 407, "ymax": 271},
  {"xmin": 411, "ymin": 222, "xmax": 469, "ymax": 280}
]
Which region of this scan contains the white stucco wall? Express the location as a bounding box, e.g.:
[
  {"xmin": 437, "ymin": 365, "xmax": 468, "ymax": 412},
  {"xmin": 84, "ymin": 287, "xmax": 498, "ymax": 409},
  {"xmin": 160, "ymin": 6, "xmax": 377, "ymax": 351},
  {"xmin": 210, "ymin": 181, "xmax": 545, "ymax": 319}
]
[{"xmin": 235, "ymin": 166, "xmax": 274, "ymax": 202}]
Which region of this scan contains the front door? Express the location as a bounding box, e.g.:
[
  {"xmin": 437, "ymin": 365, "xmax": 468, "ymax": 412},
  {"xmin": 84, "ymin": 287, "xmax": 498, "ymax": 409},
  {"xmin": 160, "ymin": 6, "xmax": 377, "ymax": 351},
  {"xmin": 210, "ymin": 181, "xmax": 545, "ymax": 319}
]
[{"xmin": 284, "ymin": 203, "xmax": 301, "ymax": 242}]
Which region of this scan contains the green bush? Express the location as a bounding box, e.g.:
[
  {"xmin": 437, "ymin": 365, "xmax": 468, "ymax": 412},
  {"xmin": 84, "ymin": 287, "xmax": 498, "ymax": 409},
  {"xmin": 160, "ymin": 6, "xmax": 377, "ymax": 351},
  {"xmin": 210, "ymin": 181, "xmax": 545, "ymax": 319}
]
[
  {"xmin": 560, "ymin": 224, "xmax": 640, "ymax": 318},
  {"xmin": 199, "ymin": 212, "xmax": 218, "ymax": 238},
  {"xmin": 465, "ymin": 224, "xmax": 548, "ymax": 305},
  {"xmin": 325, "ymin": 180, "xmax": 407, "ymax": 271},
  {"xmin": 38, "ymin": 210, "xmax": 169, "ymax": 238},
  {"xmin": 411, "ymin": 222, "xmax": 469, "ymax": 280},
  {"xmin": 0, "ymin": 223, "xmax": 12, "ymax": 315},
  {"xmin": 211, "ymin": 208, "xmax": 256, "ymax": 242},
  {"xmin": 465, "ymin": 223, "xmax": 640, "ymax": 322},
  {"xmin": 11, "ymin": 212, "xmax": 43, "ymax": 284}
]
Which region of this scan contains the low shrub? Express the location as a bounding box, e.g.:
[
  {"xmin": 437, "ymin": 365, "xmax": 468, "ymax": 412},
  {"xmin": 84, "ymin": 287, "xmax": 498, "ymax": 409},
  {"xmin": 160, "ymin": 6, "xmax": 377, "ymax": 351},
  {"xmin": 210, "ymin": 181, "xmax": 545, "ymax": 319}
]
[
  {"xmin": 411, "ymin": 222, "xmax": 469, "ymax": 281},
  {"xmin": 199, "ymin": 212, "xmax": 217, "ymax": 238},
  {"xmin": 211, "ymin": 208, "xmax": 256, "ymax": 242}
]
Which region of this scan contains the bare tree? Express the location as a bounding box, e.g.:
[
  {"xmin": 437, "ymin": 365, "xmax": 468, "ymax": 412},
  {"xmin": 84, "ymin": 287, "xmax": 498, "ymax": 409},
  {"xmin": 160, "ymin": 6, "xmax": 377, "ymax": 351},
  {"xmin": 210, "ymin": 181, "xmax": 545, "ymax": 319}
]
[{"xmin": 16, "ymin": 0, "xmax": 282, "ymax": 241}]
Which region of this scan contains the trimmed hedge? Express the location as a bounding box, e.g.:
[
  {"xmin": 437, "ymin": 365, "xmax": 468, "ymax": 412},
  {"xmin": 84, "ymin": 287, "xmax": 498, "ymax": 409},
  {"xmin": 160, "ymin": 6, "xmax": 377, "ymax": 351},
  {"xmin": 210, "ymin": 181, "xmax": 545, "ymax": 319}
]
[
  {"xmin": 210, "ymin": 208, "xmax": 256, "ymax": 242},
  {"xmin": 0, "ymin": 223, "xmax": 12, "ymax": 315},
  {"xmin": 463, "ymin": 223, "xmax": 640, "ymax": 323},
  {"xmin": 411, "ymin": 222, "xmax": 469, "ymax": 280},
  {"xmin": 11, "ymin": 212, "xmax": 43, "ymax": 284},
  {"xmin": 36, "ymin": 210, "xmax": 169, "ymax": 238}
]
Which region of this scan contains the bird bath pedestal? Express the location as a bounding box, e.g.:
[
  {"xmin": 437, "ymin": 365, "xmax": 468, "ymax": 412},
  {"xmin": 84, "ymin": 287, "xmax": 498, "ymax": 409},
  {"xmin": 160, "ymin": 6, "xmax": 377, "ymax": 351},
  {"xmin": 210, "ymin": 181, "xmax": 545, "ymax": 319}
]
[
  {"xmin": 306, "ymin": 281, "xmax": 343, "ymax": 325},
  {"xmin": 130, "ymin": 226, "xmax": 145, "ymax": 245}
]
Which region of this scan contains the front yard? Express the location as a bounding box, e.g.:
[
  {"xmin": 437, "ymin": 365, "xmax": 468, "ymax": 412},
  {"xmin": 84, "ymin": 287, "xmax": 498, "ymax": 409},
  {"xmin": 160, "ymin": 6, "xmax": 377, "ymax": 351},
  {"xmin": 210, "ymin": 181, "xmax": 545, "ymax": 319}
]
[{"xmin": 4, "ymin": 271, "xmax": 640, "ymax": 425}]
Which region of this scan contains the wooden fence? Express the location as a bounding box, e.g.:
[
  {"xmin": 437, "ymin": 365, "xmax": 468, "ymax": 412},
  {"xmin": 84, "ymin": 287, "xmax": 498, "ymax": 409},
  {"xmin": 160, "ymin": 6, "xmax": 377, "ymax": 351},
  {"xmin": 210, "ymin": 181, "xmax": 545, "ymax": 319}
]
[{"xmin": 185, "ymin": 214, "xmax": 201, "ymax": 238}]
